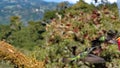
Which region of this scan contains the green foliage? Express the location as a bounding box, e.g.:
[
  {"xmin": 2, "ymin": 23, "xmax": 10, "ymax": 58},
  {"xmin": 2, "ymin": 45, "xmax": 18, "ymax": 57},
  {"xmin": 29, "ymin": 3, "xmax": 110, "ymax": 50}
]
[
  {"xmin": 43, "ymin": 1, "xmax": 71, "ymax": 21},
  {"xmin": 1, "ymin": 1, "xmax": 120, "ymax": 68},
  {"xmin": 0, "ymin": 61, "xmax": 13, "ymax": 68},
  {"xmin": 0, "ymin": 25, "xmax": 11, "ymax": 40},
  {"xmin": 56, "ymin": 1, "xmax": 69, "ymax": 11},
  {"xmin": 37, "ymin": 1, "xmax": 120, "ymax": 67},
  {"xmin": 10, "ymin": 16, "xmax": 23, "ymax": 31},
  {"xmin": 70, "ymin": 0, "xmax": 95, "ymax": 12},
  {"xmin": 43, "ymin": 10, "xmax": 57, "ymax": 20},
  {"xmin": 0, "ymin": 18, "xmax": 45, "ymax": 50}
]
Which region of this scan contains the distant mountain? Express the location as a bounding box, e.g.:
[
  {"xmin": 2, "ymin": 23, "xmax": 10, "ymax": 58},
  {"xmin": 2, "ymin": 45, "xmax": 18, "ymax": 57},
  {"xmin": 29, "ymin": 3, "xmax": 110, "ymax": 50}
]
[{"xmin": 0, "ymin": 0, "xmax": 58, "ymax": 24}]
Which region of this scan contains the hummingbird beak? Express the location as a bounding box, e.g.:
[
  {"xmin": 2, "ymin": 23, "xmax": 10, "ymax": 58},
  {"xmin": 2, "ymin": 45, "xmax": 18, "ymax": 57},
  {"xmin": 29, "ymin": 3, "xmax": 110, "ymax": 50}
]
[{"xmin": 108, "ymin": 40, "xmax": 117, "ymax": 44}]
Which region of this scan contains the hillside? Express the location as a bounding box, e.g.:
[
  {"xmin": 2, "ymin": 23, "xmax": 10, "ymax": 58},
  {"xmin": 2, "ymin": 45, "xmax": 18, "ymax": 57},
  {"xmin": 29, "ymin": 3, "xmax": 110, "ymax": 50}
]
[{"xmin": 0, "ymin": 0, "xmax": 57, "ymax": 24}]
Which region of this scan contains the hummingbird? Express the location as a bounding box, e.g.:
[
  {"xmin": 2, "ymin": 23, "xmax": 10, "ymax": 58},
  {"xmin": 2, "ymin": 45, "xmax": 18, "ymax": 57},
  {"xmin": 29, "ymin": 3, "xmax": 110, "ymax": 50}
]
[{"xmin": 63, "ymin": 47, "xmax": 105, "ymax": 64}]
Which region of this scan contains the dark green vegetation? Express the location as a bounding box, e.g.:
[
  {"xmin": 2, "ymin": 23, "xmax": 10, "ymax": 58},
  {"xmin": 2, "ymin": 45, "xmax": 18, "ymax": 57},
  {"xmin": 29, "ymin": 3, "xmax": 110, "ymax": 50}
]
[{"xmin": 0, "ymin": 0, "xmax": 120, "ymax": 68}]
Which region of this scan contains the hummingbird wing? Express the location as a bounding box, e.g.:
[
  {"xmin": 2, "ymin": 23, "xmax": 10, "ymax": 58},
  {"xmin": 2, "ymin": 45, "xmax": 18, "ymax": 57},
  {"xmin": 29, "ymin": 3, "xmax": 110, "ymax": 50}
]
[{"xmin": 82, "ymin": 54, "xmax": 105, "ymax": 64}]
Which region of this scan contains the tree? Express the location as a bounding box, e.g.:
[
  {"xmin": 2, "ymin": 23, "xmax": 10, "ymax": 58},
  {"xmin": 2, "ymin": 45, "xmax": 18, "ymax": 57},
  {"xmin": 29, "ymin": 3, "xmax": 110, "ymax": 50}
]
[
  {"xmin": 10, "ymin": 16, "xmax": 23, "ymax": 31},
  {"xmin": 43, "ymin": 10, "xmax": 57, "ymax": 20},
  {"xmin": 0, "ymin": 25, "xmax": 11, "ymax": 40},
  {"xmin": 56, "ymin": 1, "xmax": 69, "ymax": 11}
]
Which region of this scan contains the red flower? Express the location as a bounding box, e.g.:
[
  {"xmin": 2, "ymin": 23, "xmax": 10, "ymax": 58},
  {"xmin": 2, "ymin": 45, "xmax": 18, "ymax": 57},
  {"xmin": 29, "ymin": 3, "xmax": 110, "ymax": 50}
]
[
  {"xmin": 104, "ymin": 11, "xmax": 109, "ymax": 14},
  {"xmin": 66, "ymin": 23, "xmax": 71, "ymax": 27},
  {"xmin": 117, "ymin": 38, "xmax": 120, "ymax": 51},
  {"xmin": 83, "ymin": 33, "xmax": 88, "ymax": 39},
  {"xmin": 73, "ymin": 27, "xmax": 79, "ymax": 33}
]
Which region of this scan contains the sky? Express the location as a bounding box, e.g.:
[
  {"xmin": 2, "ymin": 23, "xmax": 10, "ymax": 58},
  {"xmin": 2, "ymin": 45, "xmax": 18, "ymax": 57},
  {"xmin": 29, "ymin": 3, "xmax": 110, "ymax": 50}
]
[{"xmin": 44, "ymin": 0, "xmax": 117, "ymax": 4}]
